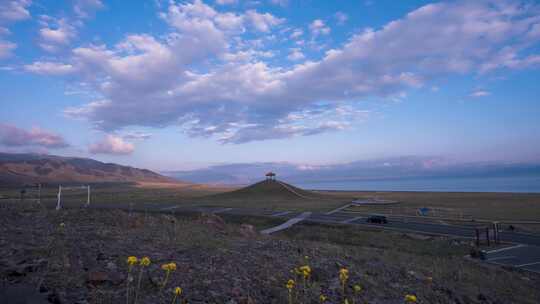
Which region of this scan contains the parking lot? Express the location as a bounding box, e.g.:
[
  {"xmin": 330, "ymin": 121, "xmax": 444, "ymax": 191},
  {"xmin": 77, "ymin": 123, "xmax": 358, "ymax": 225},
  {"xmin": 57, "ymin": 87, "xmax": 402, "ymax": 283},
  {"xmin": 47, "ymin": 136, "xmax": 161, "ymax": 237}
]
[{"xmin": 484, "ymin": 244, "xmax": 540, "ymax": 274}]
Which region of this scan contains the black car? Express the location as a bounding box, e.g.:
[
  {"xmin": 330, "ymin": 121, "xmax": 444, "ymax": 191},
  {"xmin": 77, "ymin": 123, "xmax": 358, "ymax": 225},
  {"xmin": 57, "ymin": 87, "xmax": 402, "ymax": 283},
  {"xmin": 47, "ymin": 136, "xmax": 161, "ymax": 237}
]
[{"xmin": 366, "ymin": 215, "xmax": 388, "ymax": 224}]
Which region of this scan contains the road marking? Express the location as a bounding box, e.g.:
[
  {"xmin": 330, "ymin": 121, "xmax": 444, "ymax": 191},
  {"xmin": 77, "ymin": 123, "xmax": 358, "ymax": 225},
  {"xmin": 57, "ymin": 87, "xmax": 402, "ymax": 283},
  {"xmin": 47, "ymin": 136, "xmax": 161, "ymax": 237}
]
[
  {"xmin": 260, "ymin": 212, "xmax": 312, "ymax": 235},
  {"xmin": 487, "ymin": 256, "xmax": 516, "ymax": 261},
  {"xmin": 325, "ymin": 203, "xmax": 352, "ymax": 215},
  {"xmin": 160, "ymin": 205, "xmax": 179, "ymax": 211},
  {"xmin": 272, "ymin": 211, "xmax": 292, "ymax": 217},
  {"xmin": 340, "ymin": 216, "xmax": 363, "ymax": 224},
  {"xmin": 516, "ymin": 261, "xmax": 540, "ymax": 268},
  {"xmin": 485, "ymin": 244, "xmax": 525, "ymax": 254},
  {"xmin": 212, "ymin": 207, "xmax": 233, "ymax": 214}
]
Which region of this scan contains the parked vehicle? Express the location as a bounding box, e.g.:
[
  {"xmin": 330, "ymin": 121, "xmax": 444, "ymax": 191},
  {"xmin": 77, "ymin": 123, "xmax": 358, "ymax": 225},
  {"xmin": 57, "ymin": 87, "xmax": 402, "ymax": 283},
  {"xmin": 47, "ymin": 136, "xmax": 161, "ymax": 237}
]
[{"xmin": 366, "ymin": 214, "xmax": 388, "ymax": 224}]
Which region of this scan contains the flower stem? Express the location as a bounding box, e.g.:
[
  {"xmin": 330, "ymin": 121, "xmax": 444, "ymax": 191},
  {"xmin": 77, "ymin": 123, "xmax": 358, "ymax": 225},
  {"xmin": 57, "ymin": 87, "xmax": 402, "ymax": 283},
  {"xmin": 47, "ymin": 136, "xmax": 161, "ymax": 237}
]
[
  {"xmin": 133, "ymin": 267, "xmax": 144, "ymax": 304},
  {"xmin": 161, "ymin": 270, "xmax": 171, "ymax": 292}
]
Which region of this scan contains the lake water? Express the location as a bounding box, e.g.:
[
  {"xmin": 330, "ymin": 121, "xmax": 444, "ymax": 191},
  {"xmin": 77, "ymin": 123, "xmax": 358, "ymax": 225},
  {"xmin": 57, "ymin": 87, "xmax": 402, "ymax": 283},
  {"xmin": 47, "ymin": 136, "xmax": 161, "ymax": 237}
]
[{"xmin": 294, "ymin": 175, "xmax": 540, "ymax": 193}]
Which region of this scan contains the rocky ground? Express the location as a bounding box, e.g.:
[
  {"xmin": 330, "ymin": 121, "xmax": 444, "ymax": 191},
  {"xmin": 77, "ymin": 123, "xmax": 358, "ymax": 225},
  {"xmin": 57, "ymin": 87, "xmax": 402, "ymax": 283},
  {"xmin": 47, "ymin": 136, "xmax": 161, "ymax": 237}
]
[{"xmin": 0, "ymin": 201, "xmax": 539, "ymax": 304}]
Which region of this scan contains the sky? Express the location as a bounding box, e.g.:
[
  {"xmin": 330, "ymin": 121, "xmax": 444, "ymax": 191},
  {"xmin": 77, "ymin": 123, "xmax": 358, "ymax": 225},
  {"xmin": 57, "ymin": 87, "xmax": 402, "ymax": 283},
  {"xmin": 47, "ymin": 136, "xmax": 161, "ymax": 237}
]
[{"xmin": 1, "ymin": 0, "xmax": 540, "ymax": 172}]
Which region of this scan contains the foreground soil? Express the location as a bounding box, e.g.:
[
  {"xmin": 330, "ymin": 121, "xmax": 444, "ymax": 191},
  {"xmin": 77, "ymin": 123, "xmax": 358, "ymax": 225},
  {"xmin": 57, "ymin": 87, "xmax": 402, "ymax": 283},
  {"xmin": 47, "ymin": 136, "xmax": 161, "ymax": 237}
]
[{"xmin": 1, "ymin": 202, "xmax": 539, "ymax": 304}]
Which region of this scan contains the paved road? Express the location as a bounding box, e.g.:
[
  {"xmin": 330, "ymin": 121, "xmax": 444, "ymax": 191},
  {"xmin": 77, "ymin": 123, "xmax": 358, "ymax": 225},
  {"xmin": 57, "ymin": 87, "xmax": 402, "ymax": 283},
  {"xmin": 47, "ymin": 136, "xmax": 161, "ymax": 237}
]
[{"xmin": 151, "ymin": 204, "xmax": 540, "ymax": 247}]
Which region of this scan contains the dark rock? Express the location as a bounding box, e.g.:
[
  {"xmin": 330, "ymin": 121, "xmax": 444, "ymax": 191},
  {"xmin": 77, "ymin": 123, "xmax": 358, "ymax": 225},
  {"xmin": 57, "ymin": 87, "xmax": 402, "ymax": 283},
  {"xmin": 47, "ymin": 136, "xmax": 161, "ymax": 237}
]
[
  {"xmin": 87, "ymin": 270, "xmax": 109, "ymax": 284},
  {"xmin": 477, "ymin": 293, "xmax": 488, "ymax": 302},
  {"xmin": 47, "ymin": 290, "xmax": 66, "ymax": 304},
  {"xmin": 238, "ymin": 224, "xmax": 257, "ymax": 238},
  {"xmin": 199, "ymin": 213, "xmax": 226, "ymax": 231}
]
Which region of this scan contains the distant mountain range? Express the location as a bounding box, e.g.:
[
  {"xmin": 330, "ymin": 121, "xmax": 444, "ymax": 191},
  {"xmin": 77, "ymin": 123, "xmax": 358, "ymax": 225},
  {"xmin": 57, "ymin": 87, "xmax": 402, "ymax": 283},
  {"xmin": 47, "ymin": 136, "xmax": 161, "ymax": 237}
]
[
  {"xmin": 0, "ymin": 153, "xmax": 175, "ymax": 185},
  {"xmin": 163, "ymin": 156, "xmax": 540, "ymax": 185}
]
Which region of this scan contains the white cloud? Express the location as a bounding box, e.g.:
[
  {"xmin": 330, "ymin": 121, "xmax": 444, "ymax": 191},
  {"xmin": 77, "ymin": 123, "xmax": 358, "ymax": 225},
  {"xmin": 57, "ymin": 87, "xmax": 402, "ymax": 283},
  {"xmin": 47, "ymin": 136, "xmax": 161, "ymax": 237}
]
[
  {"xmin": 290, "ymin": 28, "xmax": 302, "ymax": 39},
  {"xmin": 309, "ymin": 19, "xmax": 330, "ymax": 36},
  {"xmin": 0, "ymin": 0, "xmax": 31, "ymax": 23},
  {"xmin": 270, "ymin": 0, "xmax": 287, "ymax": 7},
  {"xmin": 469, "ymin": 90, "xmax": 491, "ymax": 97},
  {"xmin": 38, "ymin": 17, "xmax": 77, "ymax": 52},
  {"xmin": 287, "ymin": 48, "xmax": 304, "ymax": 61},
  {"xmin": 334, "ymin": 12, "xmax": 348, "ymax": 25},
  {"xmin": 0, "ymin": 40, "xmax": 16, "ymax": 59},
  {"xmin": 216, "ymin": 0, "xmax": 237, "ymax": 5},
  {"xmin": 245, "ymin": 9, "xmax": 284, "ymax": 32},
  {"xmin": 0, "ymin": 0, "xmax": 32, "ymax": 59},
  {"xmin": 0, "ymin": 27, "xmax": 10, "ymax": 35},
  {"xmin": 24, "ymin": 0, "xmax": 540, "ymax": 144},
  {"xmin": 24, "ymin": 61, "xmax": 75, "ymax": 75},
  {"xmin": 89, "ymin": 135, "xmax": 134, "ymax": 155},
  {"xmin": 122, "ymin": 132, "xmax": 152, "ymax": 141},
  {"xmin": 73, "ymin": 0, "xmax": 104, "ymax": 19}
]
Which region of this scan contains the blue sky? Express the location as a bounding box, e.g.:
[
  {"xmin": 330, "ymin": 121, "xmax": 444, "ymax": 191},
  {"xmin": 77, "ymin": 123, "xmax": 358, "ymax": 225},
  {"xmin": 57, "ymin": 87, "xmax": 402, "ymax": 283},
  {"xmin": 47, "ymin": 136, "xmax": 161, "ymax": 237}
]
[{"xmin": 0, "ymin": 0, "xmax": 539, "ymax": 171}]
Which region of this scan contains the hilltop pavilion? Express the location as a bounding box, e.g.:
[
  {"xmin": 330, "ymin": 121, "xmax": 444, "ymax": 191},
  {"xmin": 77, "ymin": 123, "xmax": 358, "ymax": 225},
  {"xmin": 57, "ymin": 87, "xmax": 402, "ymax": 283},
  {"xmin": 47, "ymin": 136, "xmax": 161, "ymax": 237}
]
[{"xmin": 265, "ymin": 172, "xmax": 276, "ymax": 181}]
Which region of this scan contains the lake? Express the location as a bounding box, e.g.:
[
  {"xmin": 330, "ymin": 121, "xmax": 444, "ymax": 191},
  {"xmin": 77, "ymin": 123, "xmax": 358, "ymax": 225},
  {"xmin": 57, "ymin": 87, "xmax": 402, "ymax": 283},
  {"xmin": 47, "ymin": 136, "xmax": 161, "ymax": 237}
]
[{"xmin": 294, "ymin": 175, "xmax": 540, "ymax": 193}]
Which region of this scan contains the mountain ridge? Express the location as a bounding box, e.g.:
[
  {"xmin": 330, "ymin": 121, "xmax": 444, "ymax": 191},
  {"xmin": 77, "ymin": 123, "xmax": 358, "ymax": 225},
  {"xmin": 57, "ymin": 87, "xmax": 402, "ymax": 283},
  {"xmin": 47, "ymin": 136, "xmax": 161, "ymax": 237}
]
[{"xmin": 0, "ymin": 152, "xmax": 177, "ymax": 185}]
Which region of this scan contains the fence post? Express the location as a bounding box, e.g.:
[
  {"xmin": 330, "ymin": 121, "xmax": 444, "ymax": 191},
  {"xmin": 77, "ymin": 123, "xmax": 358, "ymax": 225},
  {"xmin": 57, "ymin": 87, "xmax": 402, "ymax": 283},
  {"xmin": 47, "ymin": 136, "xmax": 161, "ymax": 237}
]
[
  {"xmin": 37, "ymin": 183, "xmax": 41, "ymax": 204},
  {"xmin": 56, "ymin": 185, "xmax": 62, "ymax": 210},
  {"xmin": 86, "ymin": 185, "xmax": 91, "ymax": 207},
  {"xmin": 486, "ymin": 227, "xmax": 490, "ymax": 246}
]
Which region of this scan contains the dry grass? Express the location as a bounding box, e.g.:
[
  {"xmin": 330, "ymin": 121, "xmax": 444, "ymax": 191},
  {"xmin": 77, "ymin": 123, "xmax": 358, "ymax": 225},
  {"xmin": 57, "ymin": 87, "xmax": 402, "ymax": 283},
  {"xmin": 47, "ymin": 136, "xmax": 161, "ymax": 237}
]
[{"xmin": 1, "ymin": 200, "xmax": 539, "ymax": 304}]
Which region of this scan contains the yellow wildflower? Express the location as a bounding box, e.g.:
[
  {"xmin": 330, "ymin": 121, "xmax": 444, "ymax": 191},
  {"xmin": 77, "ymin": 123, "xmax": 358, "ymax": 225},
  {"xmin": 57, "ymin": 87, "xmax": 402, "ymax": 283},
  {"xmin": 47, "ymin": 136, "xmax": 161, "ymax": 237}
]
[
  {"xmin": 174, "ymin": 287, "xmax": 182, "ymax": 295},
  {"xmin": 160, "ymin": 262, "xmax": 177, "ymax": 291},
  {"xmin": 319, "ymin": 294, "xmax": 327, "ymax": 302},
  {"xmin": 404, "ymin": 294, "xmax": 417, "ymax": 303},
  {"xmin": 127, "ymin": 256, "xmax": 138, "ymax": 266},
  {"xmin": 339, "ymin": 268, "xmax": 349, "ymax": 283},
  {"xmin": 171, "ymin": 286, "xmax": 183, "ymax": 304},
  {"xmin": 344, "ymin": 299, "xmax": 350, "ymax": 304},
  {"xmin": 162, "ymin": 262, "xmax": 177, "ymax": 272},
  {"xmin": 140, "ymin": 256, "xmax": 151, "ymax": 266},
  {"xmin": 286, "ymin": 279, "xmax": 295, "ymax": 291},
  {"xmin": 299, "ymin": 265, "xmax": 311, "ymax": 278},
  {"xmin": 353, "ymin": 284, "xmax": 362, "ymax": 293}
]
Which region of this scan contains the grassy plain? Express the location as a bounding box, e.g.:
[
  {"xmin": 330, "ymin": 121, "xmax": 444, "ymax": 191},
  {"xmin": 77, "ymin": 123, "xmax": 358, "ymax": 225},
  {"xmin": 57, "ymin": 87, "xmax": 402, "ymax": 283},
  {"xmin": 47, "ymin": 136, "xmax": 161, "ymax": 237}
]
[
  {"xmin": 2, "ymin": 181, "xmax": 540, "ymax": 223},
  {"xmin": 327, "ymin": 191, "xmax": 540, "ymax": 222}
]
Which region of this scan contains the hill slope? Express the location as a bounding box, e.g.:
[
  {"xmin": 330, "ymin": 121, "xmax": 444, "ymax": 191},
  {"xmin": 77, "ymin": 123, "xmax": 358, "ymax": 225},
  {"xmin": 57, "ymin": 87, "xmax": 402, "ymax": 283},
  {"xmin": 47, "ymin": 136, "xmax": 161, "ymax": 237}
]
[
  {"xmin": 0, "ymin": 153, "xmax": 175, "ymax": 185},
  {"xmin": 206, "ymin": 179, "xmax": 332, "ymax": 201}
]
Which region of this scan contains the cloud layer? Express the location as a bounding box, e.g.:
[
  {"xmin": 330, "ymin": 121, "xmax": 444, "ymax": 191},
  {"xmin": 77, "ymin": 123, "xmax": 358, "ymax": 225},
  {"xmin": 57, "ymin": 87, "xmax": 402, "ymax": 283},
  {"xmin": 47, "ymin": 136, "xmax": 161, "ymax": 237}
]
[
  {"xmin": 24, "ymin": 0, "xmax": 540, "ymax": 143},
  {"xmin": 0, "ymin": 123, "xmax": 69, "ymax": 149}
]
